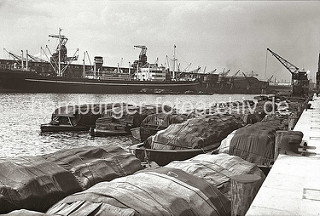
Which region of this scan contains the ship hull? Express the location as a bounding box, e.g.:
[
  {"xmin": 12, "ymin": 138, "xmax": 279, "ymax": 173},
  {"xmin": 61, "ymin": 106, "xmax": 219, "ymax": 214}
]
[{"xmin": 0, "ymin": 69, "xmax": 199, "ymax": 94}]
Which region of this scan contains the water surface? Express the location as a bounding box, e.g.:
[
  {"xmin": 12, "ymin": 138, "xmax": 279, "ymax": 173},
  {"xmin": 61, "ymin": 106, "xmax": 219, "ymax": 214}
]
[{"xmin": 0, "ymin": 93, "xmax": 254, "ymax": 158}]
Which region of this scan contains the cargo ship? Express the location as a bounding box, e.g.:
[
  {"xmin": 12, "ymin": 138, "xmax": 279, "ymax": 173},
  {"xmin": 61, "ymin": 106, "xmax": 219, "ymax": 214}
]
[
  {"xmin": 0, "ymin": 29, "xmax": 199, "ymax": 94},
  {"xmin": 0, "ymin": 29, "xmax": 268, "ymax": 94}
]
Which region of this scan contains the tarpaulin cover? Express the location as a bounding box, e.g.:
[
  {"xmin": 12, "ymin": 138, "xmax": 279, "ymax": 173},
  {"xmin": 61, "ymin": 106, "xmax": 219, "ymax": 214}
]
[
  {"xmin": 0, "ymin": 156, "xmax": 82, "ymax": 213},
  {"xmin": 43, "ymin": 145, "xmax": 142, "ymax": 190},
  {"xmin": 141, "ymin": 113, "xmax": 187, "ymax": 128},
  {"xmin": 166, "ymin": 153, "xmax": 265, "ymax": 200},
  {"xmin": 219, "ymin": 120, "xmax": 284, "ymax": 166},
  {"xmin": 51, "ymin": 103, "xmax": 131, "ymax": 126},
  {"xmin": 145, "ymin": 114, "xmax": 243, "ymax": 150},
  {"xmin": 47, "ymin": 167, "xmax": 231, "ymax": 216},
  {"xmin": 97, "ymin": 104, "xmax": 174, "ymax": 130},
  {"xmin": 140, "ymin": 113, "xmax": 187, "ymax": 141},
  {"xmin": 100, "ymin": 104, "xmax": 141, "ymax": 127},
  {"xmin": 2, "ymin": 209, "xmax": 47, "ymax": 216},
  {"xmin": 0, "ymin": 146, "xmax": 142, "ymax": 214}
]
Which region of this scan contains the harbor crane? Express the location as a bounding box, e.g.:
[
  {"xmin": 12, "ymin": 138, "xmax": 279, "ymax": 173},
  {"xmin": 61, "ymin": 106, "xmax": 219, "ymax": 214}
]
[
  {"xmin": 266, "ymin": 48, "xmax": 309, "ymax": 97},
  {"xmin": 267, "ymin": 48, "xmax": 299, "ymax": 74}
]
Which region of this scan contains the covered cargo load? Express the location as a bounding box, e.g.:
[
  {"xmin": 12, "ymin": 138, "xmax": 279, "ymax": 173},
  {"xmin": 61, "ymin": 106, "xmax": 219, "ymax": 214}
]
[
  {"xmin": 50, "ymin": 103, "xmax": 110, "ymax": 126},
  {"xmin": 42, "ymin": 103, "xmax": 126, "ymax": 132},
  {"xmin": 0, "ymin": 156, "xmax": 82, "ymax": 213},
  {"xmin": 43, "ymin": 145, "xmax": 142, "ymax": 189},
  {"xmin": 218, "ymin": 120, "xmax": 286, "ymax": 166},
  {"xmin": 94, "ymin": 104, "xmax": 174, "ymax": 136},
  {"xmin": 47, "ymin": 167, "xmax": 231, "ymax": 216},
  {"xmin": 140, "ymin": 113, "xmax": 187, "ymax": 141},
  {"xmin": 0, "ymin": 146, "xmax": 142, "ymax": 214},
  {"xmin": 2, "ymin": 209, "xmax": 47, "ymax": 216},
  {"xmin": 145, "ymin": 114, "xmax": 244, "ymax": 150},
  {"xmin": 166, "ymin": 153, "xmax": 265, "ymax": 199}
]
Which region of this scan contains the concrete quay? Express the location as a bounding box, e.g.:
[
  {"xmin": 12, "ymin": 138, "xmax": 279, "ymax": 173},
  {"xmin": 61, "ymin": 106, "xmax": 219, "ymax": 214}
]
[{"xmin": 246, "ymin": 95, "xmax": 320, "ymax": 216}]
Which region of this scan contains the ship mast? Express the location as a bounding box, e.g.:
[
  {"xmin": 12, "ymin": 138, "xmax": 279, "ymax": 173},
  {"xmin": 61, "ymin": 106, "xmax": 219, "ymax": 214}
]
[
  {"xmin": 47, "ymin": 28, "xmax": 78, "ymax": 77},
  {"xmin": 173, "ymin": 45, "xmax": 176, "ymax": 80},
  {"xmin": 58, "ymin": 28, "xmax": 61, "ymax": 76}
]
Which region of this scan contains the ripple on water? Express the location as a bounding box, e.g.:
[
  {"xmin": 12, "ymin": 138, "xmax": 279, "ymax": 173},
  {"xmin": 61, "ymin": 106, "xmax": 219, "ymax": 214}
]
[{"xmin": 0, "ymin": 93, "xmax": 254, "ymax": 158}]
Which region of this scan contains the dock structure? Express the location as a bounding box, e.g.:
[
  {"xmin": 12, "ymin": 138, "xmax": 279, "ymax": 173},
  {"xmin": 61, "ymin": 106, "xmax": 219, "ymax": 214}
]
[{"xmin": 246, "ymin": 95, "xmax": 320, "ymax": 216}]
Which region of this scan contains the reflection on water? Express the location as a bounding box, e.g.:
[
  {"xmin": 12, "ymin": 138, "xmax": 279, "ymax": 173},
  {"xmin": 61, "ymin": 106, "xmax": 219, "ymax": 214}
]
[{"xmin": 0, "ymin": 93, "xmax": 254, "ymax": 158}]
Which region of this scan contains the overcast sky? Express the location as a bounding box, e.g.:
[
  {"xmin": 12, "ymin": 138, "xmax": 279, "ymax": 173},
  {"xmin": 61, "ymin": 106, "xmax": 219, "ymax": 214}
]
[{"xmin": 1, "ymin": 0, "xmax": 319, "ymax": 82}]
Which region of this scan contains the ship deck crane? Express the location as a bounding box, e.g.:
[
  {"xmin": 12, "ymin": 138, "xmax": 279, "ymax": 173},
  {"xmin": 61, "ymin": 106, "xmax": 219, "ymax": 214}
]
[
  {"xmin": 242, "ymin": 72, "xmax": 252, "ymax": 88},
  {"xmin": 49, "ymin": 33, "xmax": 68, "ymax": 46},
  {"xmin": 183, "ymin": 63, "xmax": 192, "ymax": 72},
  {"xmin": 267, "ymin": 75, "xmax": 274, "ymax": 83},
  {"xmin": 246, "ymin": 71, "xmax": 258, "ymax": 77},
  {"xmin": 221, "ymin": 69, "xmax": 230, "ymax": 77},
  {"xmin": 134, "ymin": 45, "xmax": 147, "ymax": 67},
  {"xmin": 208, "ymin": 69, "xmax": 217, "ymax": 74},
  {"xmin": 3, "ymin": 48, "xmax": 24, "ymax": 61},
  {"xmin": 27, "ymin": 53, "xmax": 46, "ymax": 62},
  {"xmin": 232, "ymin": 70, "xmax": 240, "ymax": 77}
]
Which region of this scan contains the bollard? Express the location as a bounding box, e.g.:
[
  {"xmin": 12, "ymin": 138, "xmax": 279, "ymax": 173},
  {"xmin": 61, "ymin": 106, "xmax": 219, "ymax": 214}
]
[{"xmin": 231, "ymin": 174, "xmax": 263, "ymax": 216}]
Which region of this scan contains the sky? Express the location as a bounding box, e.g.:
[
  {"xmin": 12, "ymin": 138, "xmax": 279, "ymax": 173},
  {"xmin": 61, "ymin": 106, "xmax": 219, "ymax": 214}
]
[{"xmin": 0, "ymin": 0, "xmax": 320, "ymax": 82}]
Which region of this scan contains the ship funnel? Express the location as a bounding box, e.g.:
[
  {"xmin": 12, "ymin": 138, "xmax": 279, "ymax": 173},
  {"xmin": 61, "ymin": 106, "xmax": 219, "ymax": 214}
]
[{"xmin": 94, "ymin": 56, "xmax": 103, "ymax": 74}]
